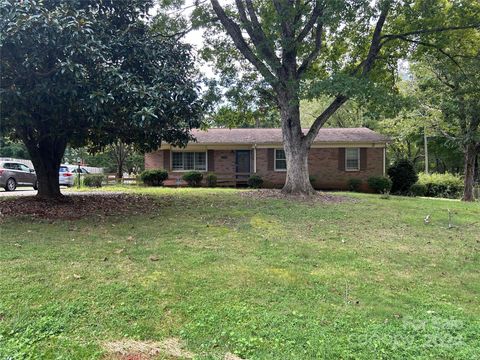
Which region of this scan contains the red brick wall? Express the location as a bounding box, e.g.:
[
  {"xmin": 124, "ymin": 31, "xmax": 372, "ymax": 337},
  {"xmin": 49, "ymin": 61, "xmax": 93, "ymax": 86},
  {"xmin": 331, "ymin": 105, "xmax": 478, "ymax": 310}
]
[
  {"xmin": 145, "ymin": 147, "xmax": 384, "ymax": 190},
  {"xmin": 213, "ymin": 150, "xmax": 236, "ymax": 174},
  {"xmin": 145, "ymin": 150, "xmax": 164, "ymax": 169},
  {"xmin": 308, "ymin": 148, "xmax": 384, "ymax": 190}
]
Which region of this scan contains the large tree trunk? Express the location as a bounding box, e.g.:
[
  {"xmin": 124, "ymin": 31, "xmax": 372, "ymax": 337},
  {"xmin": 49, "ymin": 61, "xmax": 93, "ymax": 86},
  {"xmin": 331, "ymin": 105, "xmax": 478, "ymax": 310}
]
[
  {"xmin": 462, "ymin": 143, "xmax": 477, "ymax": 202},
  {"xmin": 283, "ymin": 141, "xmax": 313, "ymax": 195},
  {"xmin": 23, "ymin": 136, "xmax": 67, "ymax": 200},
  {"xmin": 279, "ymin": 93, "xmax": 315, "ymax": 195}
]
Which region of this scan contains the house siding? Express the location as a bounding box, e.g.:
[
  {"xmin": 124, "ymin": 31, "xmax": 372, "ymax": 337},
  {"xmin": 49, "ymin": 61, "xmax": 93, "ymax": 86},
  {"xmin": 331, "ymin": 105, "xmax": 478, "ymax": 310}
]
[{"xmin": 145, "ymin": 147, "xmax": 384, "ymax": 190}]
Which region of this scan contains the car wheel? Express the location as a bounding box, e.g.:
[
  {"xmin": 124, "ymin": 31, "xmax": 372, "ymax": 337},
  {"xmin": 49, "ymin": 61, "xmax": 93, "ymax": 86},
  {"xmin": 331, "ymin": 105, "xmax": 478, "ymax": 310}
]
[
  {"xmin": 5, "ymin": 178, "xmax": 16, "ymax": 191},
  {"xmin": 33, "ymin": 181, "xmax": 38, "ymax": 190}
]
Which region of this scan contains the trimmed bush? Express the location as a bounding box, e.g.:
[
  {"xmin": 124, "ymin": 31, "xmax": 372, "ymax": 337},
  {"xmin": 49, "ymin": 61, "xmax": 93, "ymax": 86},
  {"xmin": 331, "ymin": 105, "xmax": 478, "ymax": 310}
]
[
  {"xmin": 206, "ymin": 173, "xmax": 217, "ymax": 187},
  {"xmin": 347, "ymin": 178, "xmax": 362, "ymax": 192},
  {"xmin": 367, "ymin": 176, "xmax": 392, "ymax": 194},
  {"xmin": 417, "ymin": 172, "xmax": 463, "ymax": 199},
  {"xmin": 139, "ymin": 169, "xmax": 168, "ymax": 186},
  {"xmin": 409, "ymin": 183, "xmax": 427, "ymax": 197},
  {"xmin": 182, "ymin": 171, "xmax": 203, "ymax": 187},
  {"xmin": 247, "ymin": 175, "xmax": 264, "ymax": 188},
  {"xmin": 387, "ymin": 159, "xmax": 418, "ymax": 194},
  {"xmin": 83, "ymin": 174, "xmax": 104, "ymax": 188}
]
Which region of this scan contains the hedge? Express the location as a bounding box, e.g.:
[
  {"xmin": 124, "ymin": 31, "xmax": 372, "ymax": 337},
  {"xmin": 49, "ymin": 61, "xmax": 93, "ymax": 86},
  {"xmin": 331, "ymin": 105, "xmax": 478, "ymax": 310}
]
[
  {"xmin": 139, "ymin": 169, "xmax": 168, "ymax": 186},
  {"xmin": 417, "ymin": 172, "xmax": 463, "ymax": 199}
]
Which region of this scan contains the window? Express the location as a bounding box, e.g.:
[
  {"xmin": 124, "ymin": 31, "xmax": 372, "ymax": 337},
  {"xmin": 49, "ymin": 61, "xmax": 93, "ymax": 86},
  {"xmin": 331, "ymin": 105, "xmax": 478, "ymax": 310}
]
[
  {"xmin": 345, "ymin": 148, "xmax": 360, "ymax": 171},
  {"xmin": 275, "ymin": 149, "xmax": 287, "ymax": 171},
  {"xmin": 171, "ymin": 152, "xmax": 206, "ymax": 171},
  {"xmin": 18, "ymin": 164, "xmax": 31, "ymax": 172}
]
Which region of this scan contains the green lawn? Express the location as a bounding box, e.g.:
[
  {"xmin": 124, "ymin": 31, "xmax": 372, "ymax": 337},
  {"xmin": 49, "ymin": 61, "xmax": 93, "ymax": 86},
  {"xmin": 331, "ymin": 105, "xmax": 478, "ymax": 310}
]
[{"xmin": 1, "ymin": 188, "xmax": 479, "ymax": 359}]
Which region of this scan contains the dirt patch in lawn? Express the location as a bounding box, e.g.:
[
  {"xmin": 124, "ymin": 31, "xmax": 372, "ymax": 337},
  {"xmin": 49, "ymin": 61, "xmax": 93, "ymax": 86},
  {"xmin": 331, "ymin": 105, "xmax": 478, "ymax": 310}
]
[
  {"xmin": 0, "ymin": 194, "xmax": 160, "ymax": 220},
  {"xmin": 103, "ymin": 338, "xmax": 194, "ymax": 359},
  {"xmin": 240, "ymin": 189, "xmax": 353, "ymax": 203},
  {"xmin": 102, "ymin": 338, "xmax": 246, "ymax": 360}
]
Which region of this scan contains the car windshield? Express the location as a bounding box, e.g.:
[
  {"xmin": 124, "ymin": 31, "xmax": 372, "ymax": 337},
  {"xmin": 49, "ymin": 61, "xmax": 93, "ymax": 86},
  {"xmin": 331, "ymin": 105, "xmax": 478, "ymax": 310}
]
[{"xmin": 59, "ymin": 166, "xmax": 69, "ymax": 173}]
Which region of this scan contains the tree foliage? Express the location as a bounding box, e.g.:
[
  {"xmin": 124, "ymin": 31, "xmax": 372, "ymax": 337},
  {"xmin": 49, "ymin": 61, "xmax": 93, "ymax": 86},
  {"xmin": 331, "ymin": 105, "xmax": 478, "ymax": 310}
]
[
  {"xmin": 192, "ymin": 0, "xmax": 479, "ymax": 194},
  {"xmin": 410, "ymin": 24, "xmax": 480, "ymax": 200},
  {"xmin": 0, "ymin": 0, "xmax": 204, "ymax": 198}
]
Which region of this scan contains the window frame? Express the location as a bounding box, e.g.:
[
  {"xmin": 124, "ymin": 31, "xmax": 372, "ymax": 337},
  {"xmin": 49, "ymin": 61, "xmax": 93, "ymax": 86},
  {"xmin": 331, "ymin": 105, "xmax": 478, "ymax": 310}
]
[
  {"xmin": 274, "ymin": 149, "xmax": 287, "ymax": 172},
  {"xmin": 170, "ymin": 151, "xmax": 207, "ymax": 172},
  {"xmin": 345, "ymin": 147, "xmax": 360, "ymax": 171}
]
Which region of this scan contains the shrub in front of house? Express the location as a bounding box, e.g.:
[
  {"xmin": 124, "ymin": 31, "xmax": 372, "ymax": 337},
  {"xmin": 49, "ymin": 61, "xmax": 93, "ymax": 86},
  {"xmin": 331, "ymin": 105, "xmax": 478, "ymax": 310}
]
[
  {"xmin": 247, "ymin": 175, "xmax": 264, "ymax": 188},
  {"xmin": 139, "ymin": 169, "xmax": 168, "ymax": 186},
  {"xmin": 409, "ymin": 183, "xmax": 427, "ymax": 197},
  {"xmin": 83, "ymin": 174, "xmax": 105, "ymax": 188},
  {"xmin": 387, "ymin": 159, "xmax": 418, "ymax": 194},
  {"xmin": 182, "ymin": 171, "xmax": 203, "ymax": 187},
  {"xmin": 309, "ymin": 175, "xmax": 317, "ymax": 188},
  {"xmin": 367, "ymin": 176, "xmax": 392, "ymax": 194},
  {"xmin": 347, "ymin": 178, "xmax": 362, "ymax": 192},
  {"xmin": 417, "ymin": 172, "xmax": 463, "ymax": 199},
  {"xmin": 206, "ymin": 173, "xmax": 217, "ymax": 187}
]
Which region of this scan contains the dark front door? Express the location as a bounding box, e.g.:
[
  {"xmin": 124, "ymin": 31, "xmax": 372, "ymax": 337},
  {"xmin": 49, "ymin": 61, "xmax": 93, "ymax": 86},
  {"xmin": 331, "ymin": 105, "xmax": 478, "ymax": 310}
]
[{"xmin": 236, "ymin": 150, "xmax": 251, "ymax": 180}]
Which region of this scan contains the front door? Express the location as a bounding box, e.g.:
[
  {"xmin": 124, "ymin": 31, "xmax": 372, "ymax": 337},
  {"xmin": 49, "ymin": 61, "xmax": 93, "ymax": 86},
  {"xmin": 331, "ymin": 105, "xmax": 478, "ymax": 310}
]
[{"xmin": 235, "ymin": 150, "xmax": 251, "ymax": 180}]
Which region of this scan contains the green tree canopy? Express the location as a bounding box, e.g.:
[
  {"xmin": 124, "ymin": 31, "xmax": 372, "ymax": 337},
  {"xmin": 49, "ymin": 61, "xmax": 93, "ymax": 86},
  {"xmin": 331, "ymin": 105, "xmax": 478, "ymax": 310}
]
[
  {"xmin": 0, "ymin": 0, "xmax": 204, "ymax": 198},
  {"xmin": 193, "ymin": 0, "xmax": 479, "ymax": 194}
]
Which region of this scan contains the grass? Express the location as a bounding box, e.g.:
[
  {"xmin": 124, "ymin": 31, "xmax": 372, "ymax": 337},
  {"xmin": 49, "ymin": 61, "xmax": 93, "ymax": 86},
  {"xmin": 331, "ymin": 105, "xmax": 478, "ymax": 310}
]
[{"xmin": 0, "ymin": 187, "xmax": 479, "ymax": 359}]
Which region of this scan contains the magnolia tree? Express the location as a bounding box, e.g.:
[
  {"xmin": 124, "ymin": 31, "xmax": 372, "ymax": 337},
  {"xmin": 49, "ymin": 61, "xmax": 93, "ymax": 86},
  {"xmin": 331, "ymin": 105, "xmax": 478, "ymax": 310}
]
[
  {"xmin": 190, "ymin": 0, "xmax": 479, "ymax": 195},
  {"xmin": 0, "ymin": 0, "xmax": 204, "ymax": 199}
]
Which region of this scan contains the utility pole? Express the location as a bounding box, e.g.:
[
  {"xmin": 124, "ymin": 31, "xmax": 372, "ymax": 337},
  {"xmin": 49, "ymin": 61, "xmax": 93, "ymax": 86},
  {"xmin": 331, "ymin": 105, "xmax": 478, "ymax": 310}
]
[{"xmin": 424, "ymin": 126, "xmax": 429, "ymax": 174}]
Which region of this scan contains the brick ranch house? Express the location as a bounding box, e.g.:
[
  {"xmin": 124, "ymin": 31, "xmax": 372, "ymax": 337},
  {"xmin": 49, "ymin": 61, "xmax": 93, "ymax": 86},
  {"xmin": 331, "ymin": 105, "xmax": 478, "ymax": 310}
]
[{"xmin": 145, "ymin": 128, "xmax": 388, "ymax": 190}]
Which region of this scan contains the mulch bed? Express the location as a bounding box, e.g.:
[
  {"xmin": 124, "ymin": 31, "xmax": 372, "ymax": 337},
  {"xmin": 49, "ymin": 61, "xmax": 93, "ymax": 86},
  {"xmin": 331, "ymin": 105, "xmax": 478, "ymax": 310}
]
[
  {"xmin": 239, "ymin": 189, "xmax": 354, "ymax": 203},
  {"xmin": 0, "ymin": 194, "xmax": 160, "ymax": 220}
]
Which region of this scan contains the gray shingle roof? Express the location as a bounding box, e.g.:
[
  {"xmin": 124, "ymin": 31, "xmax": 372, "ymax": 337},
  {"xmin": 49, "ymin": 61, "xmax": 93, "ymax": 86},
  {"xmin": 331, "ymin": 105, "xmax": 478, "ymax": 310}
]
[{"xmin": 189, "ymin": 128, "xmax": 388, "ymax": 144}]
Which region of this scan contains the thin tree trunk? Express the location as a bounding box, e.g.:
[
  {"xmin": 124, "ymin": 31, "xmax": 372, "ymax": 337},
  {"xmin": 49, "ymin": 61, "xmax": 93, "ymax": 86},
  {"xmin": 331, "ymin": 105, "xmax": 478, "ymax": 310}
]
[
  {"xmin": 462, "ymin": 143, "xmax": 476, "ymax": 201},
  {"xmin": 23, "ymin": 137, "xmax": 67, "ymax": 200}
]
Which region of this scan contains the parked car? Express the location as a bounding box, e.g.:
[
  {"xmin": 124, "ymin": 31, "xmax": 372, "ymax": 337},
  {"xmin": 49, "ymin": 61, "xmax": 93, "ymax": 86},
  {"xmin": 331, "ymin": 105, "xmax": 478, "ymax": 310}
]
[
  {"xmin": 0, "ymin": 161, "xmax": 38, "ymax": 191},
  {"xmin": 67, "ymin": 166, "xmax": 90, "ymax": 174},
  {"xmin": 59, "ymin": 165, "xmax": 75, "ymax": 187}
]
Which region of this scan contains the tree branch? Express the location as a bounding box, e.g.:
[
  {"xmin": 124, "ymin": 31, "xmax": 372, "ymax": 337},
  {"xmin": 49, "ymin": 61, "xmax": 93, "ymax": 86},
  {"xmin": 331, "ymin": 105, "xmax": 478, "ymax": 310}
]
[
  {"xmin": 296, "ymin": 0, "xmax": 322, "ymax": 43},
  {"xmin": 235, "ymin": 0, "xmax": 282, "ymax": 73},
  {"xmin": 381, "ymin": 24, "xmax": 480, "ymax": 42},
  {"xmin": 297, "ymin": 9, "xmax": 323, "ymax": 78},
  {"xmin": 304, "ymin": 5, "xmax": 390, "ymax": 145},
  {"xmin": 210, "ymin": 0, "xmax": 278, "ymax": 87}
]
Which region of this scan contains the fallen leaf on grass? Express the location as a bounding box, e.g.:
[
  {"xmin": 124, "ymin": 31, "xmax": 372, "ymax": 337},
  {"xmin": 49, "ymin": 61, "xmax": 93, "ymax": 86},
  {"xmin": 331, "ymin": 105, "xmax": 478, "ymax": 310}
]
[
  {"xmin": 73, "ymin": 274, "xmax": 82, "ymax": 280},
  {"xmin": 115, "ymin": 248, "xmax": 125, "ymax": 254},
  {"xmin": 149, "ymin": 255, "xmax": 159, "ymax": 261}
]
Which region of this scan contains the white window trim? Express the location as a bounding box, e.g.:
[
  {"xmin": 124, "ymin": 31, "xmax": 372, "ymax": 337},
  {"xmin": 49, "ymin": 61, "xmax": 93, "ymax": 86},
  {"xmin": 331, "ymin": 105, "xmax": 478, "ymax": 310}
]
[
  {"xmin": 345, "ymin": 147, "xmax": 360, "ymax": 172},
  {"xmin": 274, "ymin": 148, "xmax": 287, "ymax": 172},
  {"xmin": 170, "ymin": 151, "xmax": 208, "ymax": 172}
]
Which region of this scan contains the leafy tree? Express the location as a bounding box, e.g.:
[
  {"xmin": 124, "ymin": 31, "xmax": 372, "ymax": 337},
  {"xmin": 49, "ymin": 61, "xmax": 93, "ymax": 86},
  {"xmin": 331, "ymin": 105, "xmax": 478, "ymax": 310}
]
[
  {"xmin": 196, "ymin": 0, "xmax": 479, "ymax": 194},
  {"xmin": 0, "ymin": 137, "xmax": 29, "ymax": 159},
  {"xmin": 64, "ymin": 143, "xmax": 145, "ymax": 177},
  {"xmin": 411, "ymin": 32, "xmax": 480, "ymax": 201},
  {"xmin": 0, "ymin": 0, "xmax": 203, "ymax": 199}
]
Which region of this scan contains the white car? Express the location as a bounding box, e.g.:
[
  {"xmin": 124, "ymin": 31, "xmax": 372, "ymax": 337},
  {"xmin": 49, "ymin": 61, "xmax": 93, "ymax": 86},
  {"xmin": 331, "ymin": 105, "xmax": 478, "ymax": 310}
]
[{"xmin": 59, "ymin": 165, "xmax": 75, "ymax": 187}]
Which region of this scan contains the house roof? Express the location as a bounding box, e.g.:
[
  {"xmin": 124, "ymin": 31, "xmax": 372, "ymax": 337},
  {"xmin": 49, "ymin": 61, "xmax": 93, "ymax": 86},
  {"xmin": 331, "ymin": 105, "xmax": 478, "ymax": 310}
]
[{"xmin": 189, "ymin": 127, "xmax": 388, "ymax": 144}]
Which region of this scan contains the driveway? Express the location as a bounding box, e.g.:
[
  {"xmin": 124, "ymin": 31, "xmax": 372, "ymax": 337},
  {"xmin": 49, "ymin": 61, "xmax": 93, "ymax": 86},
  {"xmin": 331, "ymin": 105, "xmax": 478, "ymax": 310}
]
[
  {"xmin": 0, "ymin": 187, "xmax": 76, "ymax": 197},
  {"xmin": 0, "ymin": 188, "xmax": 38, "ymax": 197}
]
